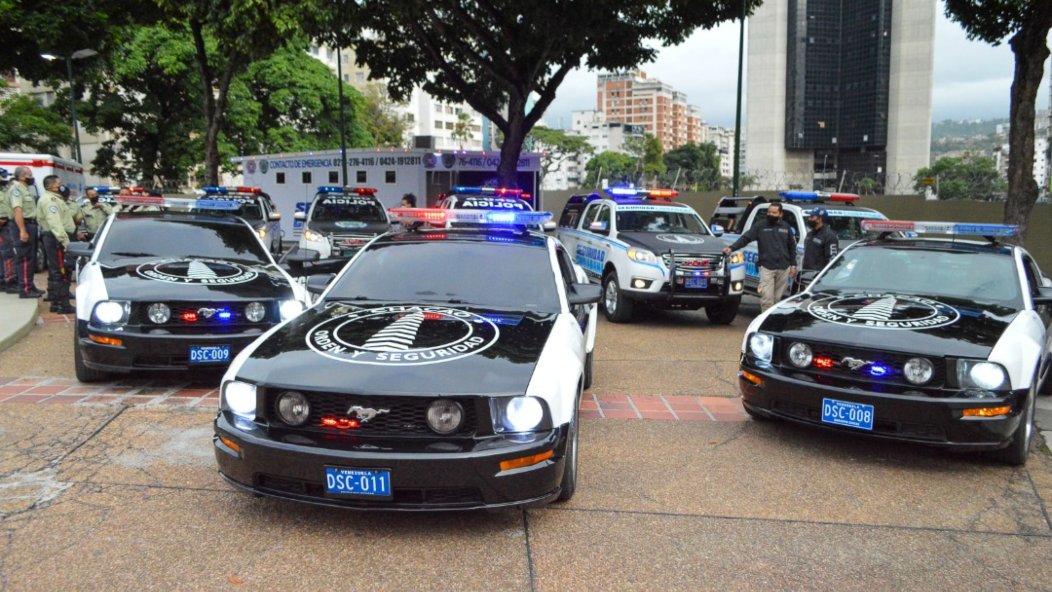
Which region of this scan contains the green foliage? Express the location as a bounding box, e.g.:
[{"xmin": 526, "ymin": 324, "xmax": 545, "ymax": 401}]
[
  {"xmin": 662, "ymin": 142, "xmax": 722, "ymax": 190},
  {"xmin": 913, "ymin": 154, "xmax": 1006, "ymax": 200},
  {"xmin": 529, "ymin": 127, "xmax": 593, "ymax": 179},
  {"xmin": 451, "ymin": 111, "xmax": 475, "ymax": 148},
  {"xmin": 0, "ymin": 93, "xmax": 73, "ymax": 154},
  {"xmin": 584, "ymin": 151, "xmax": 636, "ymax": 187},
  {"xmin": 361, "ymin": 83, "xmax": 411, "ymax": 147},
  {"xmin": 623, "ymin": 134, "xmax": 666, "ymax": 182}
]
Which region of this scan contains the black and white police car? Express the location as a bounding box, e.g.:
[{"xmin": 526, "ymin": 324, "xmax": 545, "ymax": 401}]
[
  {"xmin": 292, "ymin": 186, "xmax": 391, "ymax": 267},
  {"xmin": 437, "ymin": 185, "xmax": 554, "ymax": 231},
  {"xmin": 213, "ymin": 207, "xmax": 601, "ymax": 510},
  {"xmin": 556, "ymin": 187, "xmax": 746, "ymax": 324},
  {"xmin": 200, "ymin": 186, "xmax": 283, "ymax": 255},
  {"xmin": 739, "ymin": 220, "xmax": 1052, "ymax": 465},
  {"xmin": 69, "ymin": 196, "xmax": 309, "ymax": 382}
]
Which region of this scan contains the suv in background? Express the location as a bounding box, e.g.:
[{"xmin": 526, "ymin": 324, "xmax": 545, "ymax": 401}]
[{"xmin": 199, "ymin": 186, "xmax": 283, "ymax": 255}]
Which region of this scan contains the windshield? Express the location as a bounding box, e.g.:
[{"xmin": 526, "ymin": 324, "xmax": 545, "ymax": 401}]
[
  {"xmin": 328, "ymin": 241, "xmax": 560, "ymax": 312},
  {"xmin": 97, "ymin": 217, "xmax": 271, "ymax": 265},
  {"xmin": 822, "ymin": 213, "xmax": 887, "ymax": 241},
  {"xmin": 220, "ymin": 197, "xmax": 264, "ymax": 222},
  {"xmin": 310, "ymin": 195, "xmax": 386, "ymax": 223},
  {"xmin": 811, "ymin": 245, "xmax": 1022, "ymax": 307},
  {"xmin": 616, "ymin": 208, "xmax": 709, "ymax": 234}
]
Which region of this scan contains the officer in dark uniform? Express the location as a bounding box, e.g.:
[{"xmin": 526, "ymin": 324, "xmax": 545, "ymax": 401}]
[
  {"xmin": 723, "ymin": 201, "xmax": 797, "ymax": 312},
  {"xmin": 7, "ymin": 166, "xmax": 43, "ymax": 298},
  {"xmin": 0, "ymin": 168, "xmax": 15, "ymax": 293},
  {"xmin": 802, "ymin": 206, "xmax": 839, "ymax": 271}
]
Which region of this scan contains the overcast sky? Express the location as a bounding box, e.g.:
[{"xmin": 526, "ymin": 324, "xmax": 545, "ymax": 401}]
[{"xmin": 541, "ymin": 7, "xmax": 1051, "ymax": 130}]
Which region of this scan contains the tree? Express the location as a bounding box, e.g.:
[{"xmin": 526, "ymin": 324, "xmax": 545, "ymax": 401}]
[
  {"xmin": 529, "ymin": 127, "xmax": 593, "ymax": 182},
  {"xmin": 663, "ymin": 142, "xmax": 722, "ymax": 190},
  {"xmin": 451, "ymin": 111, "xmax": 475, "ymax": 149},
  {"xmin": 309, "ymin": 1, "xmax": 759, "ymax": 188},
  {"xmin": 361, "ymin": 83, "xmax": 411, "ymax": 147},
  {"xmin": 912, "ymin": 154, "xmax": 1006, "ymax": 201},
  {"xmin": 944, "ymin": 1, "xmax": 1052, "ymax": 241},
  {"xmin": 0, "ymin": 93, "xmax": 73, "ymax": 154},
  {"xmin": 583, "ymin": 151, "xmax": 636, "ymax": 187},
  {"xmin": 625, "ymin": 134, "xmax": 666, "ymax": 182}
]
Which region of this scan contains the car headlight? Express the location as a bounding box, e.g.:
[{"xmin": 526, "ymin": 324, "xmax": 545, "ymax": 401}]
[
  {"xmin": 748, "ymin": 332, "xmax": 774, "ymax": 363},
  {"xmin": 787, "ymin": 342, "xmax": 812, "ymax": 368},
  {"xmin": 275, "ymin": 391, "xmax": 310, "ymax": 426},
  {"xmin": 491, "ymin": 396, "xmax": 549, "ymax": 433},
  {"xmin": 147, "ymin": 303, "xmax": 170, "ymax": 324},
  {"xmin": 303, "ymin": 229, "xmax": 324, "ymax": 242},
  {"xmin": 728, "ymin": 251, "xmax": 744, "ymax": 265},
  {"xmin": 256, "ymin": 227, "xmax": 267, "ymax": 240},
  {"xmin": 223, "ymin": 380, "xmax": 257, "ymax": 419},
  {"xmin": 958, "ymin": 360, "xmax": 1007, "ymax": 391},
  {"xmin": 426, "ymin": 399, "xmax": 464, "ymax": 435},
  {"xmin": 92, "ymin": 300, "xmax": 130, "ymax": 326},
  {"xmin": 245, "ymin": 301, "xmax": 266, "ymax": 322},
  {"xmin": 627, "ymin": 248, "xmax": 658, "ymax": 264},
  {"xmin": 279, "ymin": 299, "xmax": 305, "ymax": 321},
  {"xmin": 904, "ymin": 357, "xmax": 934, "ymax": 385}
]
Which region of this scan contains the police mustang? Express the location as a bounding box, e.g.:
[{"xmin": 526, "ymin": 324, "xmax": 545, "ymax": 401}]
[
  {"xmin": 69, "ymin": 197, "xmax": 307, "ymax": 382},
  {"xmin": 739, "ymin": 221, "xmax": 1052, "ymax": 465},
  {"xmin": 213, "ymin": 208, "xmax": 601, "ymax": 510}
]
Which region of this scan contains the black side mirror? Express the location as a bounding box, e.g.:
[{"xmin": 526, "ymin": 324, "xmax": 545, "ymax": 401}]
[
  {"xmin": 285, "ymin": 248, "xmax": 320, "ymax": 263},
  {"xmin": 568, "ymin": 283, "xmax": 602, "ymax": 306},
  {"xmin": 67, "ymin": 241, "xmax": 93, "ymax": 259},
  {"xmin": 306, "ymin": 273, "xmax": 336, "ymax": 295}
]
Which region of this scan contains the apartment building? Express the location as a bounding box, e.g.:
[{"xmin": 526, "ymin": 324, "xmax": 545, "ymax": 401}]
[{"xmin": 596, "ymin": 70, "xmax": 702, "ymax": 152}]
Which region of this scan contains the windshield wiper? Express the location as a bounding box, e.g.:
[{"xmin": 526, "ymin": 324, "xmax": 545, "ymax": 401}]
[{"xmin": 109, "ymin": 251, "xmax": 155, "ymax": 257}]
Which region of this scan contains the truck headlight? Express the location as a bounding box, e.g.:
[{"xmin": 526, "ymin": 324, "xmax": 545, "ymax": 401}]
[
  {"xmin": 279, "ymin": 299, "xmax": 305, "ymax": 320},
  {"xmin": 491, "ymin": 396, "xmax": 549, "ymax": 433},
  {"xmin": 728, "ymin": 251, "xmax": 744, "ymax": 265},
  {"xmin": 256, "ymin": 227, "xmax": 267, "ymax": 240},
  {"xmin": 748, "ymin": 332, "xmax": 774, "ymax": 363},
  {"xmin": 303, "ymin": 229, "xmax": 324, "ymax": 242},
  {"xmin": 223, "ymin": 380, "xmax": 257, "ymax": 419},
  {"xmin": 957, "ymin": 360, "xmax": 1007, "ymax": 391},
  {"xmin": 627, "ymin": 248, "xmax": 658, "ymax": 263},
  {"xmin": 92, "ymin": 300, "xmax": 130, "ymax": 326}
]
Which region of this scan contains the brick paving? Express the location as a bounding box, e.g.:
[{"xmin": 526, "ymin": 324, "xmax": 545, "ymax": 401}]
[{"xmin": 0, "ymin": 376, "xmax": 748, "ymax": 420}]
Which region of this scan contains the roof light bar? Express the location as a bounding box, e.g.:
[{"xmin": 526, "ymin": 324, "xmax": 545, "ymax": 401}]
[
  {"xmin": 115, "ymin": 195, "xmax": 165, "ymax": 207},
  {"xmin": 389, "ymin": 207, "xmax": 552, "ymax": 226},
  {"xmin": 115, "ymin": 195, "xmax": 242, "ymax": 211},
  {"xmin": 202, "ymin": 186, "xmax": 262, "ymax": 194},
  {"xmin": 605, "ymin": 186, "xmax": 646, "ymax": 197},
  {"xmin": 90, "ymin": 186, "xmax": 148, "ymax": 196},
  {"xmin": 451, "ymin": 186, "xmax": 523, "ymax": 196},
  {"xmin": 647, "ymin": 189, "xmax": 679, "ymax": 199},
  {"xmin": 317, "ymin": 186, "xmax": 378, "ymax": 195},
  {"xmin": 860, "ymin": 220, "xmax": 1020, "ymax": 237},
  {"xmin": 779, "ymin": 191, "xmax": 860, "ymax": 203}
]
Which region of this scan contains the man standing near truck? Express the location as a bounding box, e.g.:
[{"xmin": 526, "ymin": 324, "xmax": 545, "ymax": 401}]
[
  {"xmin": 802, "ymin": 206, "xmax": 838, "ymax": 271},
  {"xmin": 723, "ymin": 201, "xmax": 797, "ymax": 312}
]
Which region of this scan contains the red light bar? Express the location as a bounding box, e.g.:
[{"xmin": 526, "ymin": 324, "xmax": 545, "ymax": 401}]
[
  {"xmin": 388, "ymin": 207, "xmax": 447, "ymax": 223},
  {"xmin": 827, "ymin": 192, "xmax": 860, "ymax": 202},
  {"xmin": 493, "ymin": 187, "xmax": 522, "ymax": 196},
  {"xmin": 352, "ymin": 187, "xmax": 378, "ymax": 195},
  {"xmin": 235, "ymin": 186, "xmax": 262, "ymax": 193},
  {"xmin": 116, "ymin": 195, "xmax": 165, "ymax": 206},
  {"xmin": 647, "ymin": 189, "xmax": 679, "ymax": 199}
]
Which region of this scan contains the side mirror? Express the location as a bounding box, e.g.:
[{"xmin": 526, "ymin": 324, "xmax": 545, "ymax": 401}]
[
  {"xmin": 710, "ymin": 224, "xmax": 725, "ymax": 237},
  {"xmin": 1042, "ymin": 276, "xmax": 1052, "ymax": 288},
  {"xmin": 542, "ymin": 220, "xmax": 557, "ymax": 232},
  {"xmin": 293, "ymin": 211, "xmax": 306, "ymax": 221},
  {"xmin": 67, "ymin": 241, "xmax": 93, "ymax": 259},
  {"xmin": 1033, "ymin": 286, "xmax": 1052, "ymax": 306},
  {"xmin": 568, "ymin": 283, "xmax": 602, "ymax": 306},
  {"xmin": 285, "ymin": 248, "xmax": 320, "ymax": 263},
  {"xmin": 269, "ymin": 212, "xmax": 281, "ymax": 221},
  {"xmin": 306, "ymin": 273, "xmax": 336, "ymax": 295},
  {"xmin": 588, "ymin": 221, "xmax": 609, "ymax": 234}
]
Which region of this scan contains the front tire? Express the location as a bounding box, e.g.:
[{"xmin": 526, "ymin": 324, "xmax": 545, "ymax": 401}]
[
  {"xmin": 74, "ymin": 329, "xmax": 109, "ymax": 383},
  {"xmin": 705, "ymin": 296, "xmax": 741, "ymax": 325},
  {"xmin": 556, "ymin": 386, "xmax": 581, "ymax": 502},
  {"xmin": 601, "ymin": 272, "xmax": 634, "ymax": 323},
  {"xmin": 988, "ymin": 380, "xmax": 1036, "ymax": 466}
]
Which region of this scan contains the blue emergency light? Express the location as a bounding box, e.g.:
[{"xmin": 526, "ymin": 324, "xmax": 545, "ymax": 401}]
[
  {"xmin": 317, "ymin": 186, "xmax": 378, "ymax": 195},
  {"xmin": 451, "ymin": 186, "xmax": 523, "ymax": 196},
  {"xmin": 202, "ymin": 186, "xmax": 262, "ymax": 195},
  {"xmin": 860, "ymin": 220, "xmax": 1019, "ymax": 237},
  {"xmin": 604, "ymin": 186, "xmax": 646, "ymax": 197},
  {"xmin": 779, "ymin": 191, "xmax": 859, "ymax": 203}
]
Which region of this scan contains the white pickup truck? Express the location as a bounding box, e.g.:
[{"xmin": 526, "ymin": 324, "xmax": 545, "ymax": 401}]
[{"xmin": 710, "ymin": 192, "xmax": 890, "ymax": 296}]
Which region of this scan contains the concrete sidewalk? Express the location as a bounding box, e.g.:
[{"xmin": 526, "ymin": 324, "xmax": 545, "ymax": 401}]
[{"xmin": 0, "ymin": 292, "xmax": 39, "ymax": 353}]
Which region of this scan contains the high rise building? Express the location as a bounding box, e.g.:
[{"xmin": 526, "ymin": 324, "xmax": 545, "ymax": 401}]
[
  {"xmin": 745, "ymin": 0, "xmax": 935, "ymax": 194},
  {"xmin": 596, "ymin": 70, "xmax": 702, "ymax": 152}
]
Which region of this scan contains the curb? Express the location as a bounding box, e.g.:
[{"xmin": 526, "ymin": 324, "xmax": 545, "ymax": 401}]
[{"xmin": 0, "ymin": 295, "xmax": 40, "ymax": 353}]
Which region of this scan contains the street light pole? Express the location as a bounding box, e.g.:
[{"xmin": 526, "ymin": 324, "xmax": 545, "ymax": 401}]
[
  {"xmin": 731, "ymin": 0, "xmax": 747, "ymax": 197},
  {"xmin": 336, "ymin": 48, "xmax": 349, "ymax": 187},
  {"xmin": 42, "ymin": 49, "xmax": 96, "ymax": 165}
]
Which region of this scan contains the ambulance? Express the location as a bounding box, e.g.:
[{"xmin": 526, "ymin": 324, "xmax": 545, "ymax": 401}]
[{"xmin": 0, "ymin": 152, "xmax": 86, "ymax": 199}]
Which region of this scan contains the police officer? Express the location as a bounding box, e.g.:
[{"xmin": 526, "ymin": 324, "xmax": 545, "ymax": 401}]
[
  {"xmin": 37, "ymin": 175, "xmax": 77, "ymax": 313},
  {"xmin": 723, "ymin": 201, "xmax": 797, "ymax": 312},
  {"xmin": 79, "ymin": 187, "xmax": 114, "ymax": 240},
  {"xmin": 7, "ymin": 166, "xmax": 43, "ymax": 298},
  {"xmin": 802, "ymin": 206, "xmax": 838, "ymax": 271},
  {"xmin": 0, "ymin": 168, "xmax": 16, "ymax": 293}
]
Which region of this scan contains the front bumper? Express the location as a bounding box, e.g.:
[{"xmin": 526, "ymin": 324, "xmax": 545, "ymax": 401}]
[
  {"xmin": 77, "ymin": 320, "xmax": 266, "ymax": 373},
  {"xmin": 739, "ymin": 364, "xmax": 1027, "ymax": 450},
  {"xmin": 213, "ymin": 411, "xmax": 569, "ymax": 511}
]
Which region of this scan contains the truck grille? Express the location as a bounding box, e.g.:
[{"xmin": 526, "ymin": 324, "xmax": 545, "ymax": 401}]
[
  {"xmin": 776, "ymin": 340, "xmax": 947, "ymax": 389},
  {"xmin": 661, "ymin": 253, "xmax": 723, "ymax": 273},
  {"xmin": 131, "ymin": 301, "xmax": 276, "ymax": 334}
]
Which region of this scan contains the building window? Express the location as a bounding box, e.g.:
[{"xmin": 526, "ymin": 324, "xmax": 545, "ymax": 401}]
[
  {"xmin": 385, "ymin": 171, "xmax": 396, "ymax": 183},
  {"xmin": 302, "ymin": 171, "xmax": 312, "ymax": 184},
  {"xmin": 355, "ymin": 72, "xmax": 365, "ymax": 83},
  {"xmin": 276, "ymin": 172, "xmax": 286, "ymax": 184},
  {"xmin": 329, "ymin": 171, "xmax": 339, "ymax": 183},
  {"xmin": 357, "ymin": 171, "xmax": 367, "ymax": 183}
]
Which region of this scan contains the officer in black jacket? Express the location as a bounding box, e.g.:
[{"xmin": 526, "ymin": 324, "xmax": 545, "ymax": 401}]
[
  {"xmin": 802, "ymin": 206, "xmax": 838, "ymax": 271},
  {"xmin": 723, "ymin": 201, "xmax": 797, "ymax": 312}
]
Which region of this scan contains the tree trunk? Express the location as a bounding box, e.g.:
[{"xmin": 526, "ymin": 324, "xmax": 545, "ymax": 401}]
[
  {"xmin": 190, "ymin": 20, "xmax": 219, "ymax": 186},
  {"xmin": 497, "ymin": 98, "xmax": 526, "ymax": 188},
  {"xmin": 1004, "ymin": 14, "xmax": 1052, "ymax": 244}
]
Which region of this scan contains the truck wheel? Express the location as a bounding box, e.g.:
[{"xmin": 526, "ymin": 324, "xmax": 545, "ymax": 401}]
[
  {"xmin": 74, "ymin": 330, "xmax": 109, "ymax": 383},
  {"xmin": 988, "ymin": 380, "xmax": 1036, "ymax": 466},
  {"xmin": 602, "ymin": 272, "xmax": 633, "ymax": 323},
  {"xmin": 705, "ymin": 296, "xmax": 741, "ymax": 325}
]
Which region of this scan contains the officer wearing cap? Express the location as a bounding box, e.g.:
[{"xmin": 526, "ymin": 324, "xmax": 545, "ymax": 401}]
[
  {"xmin": 37, "ymin": 175, "xmax": 79, "ymax": 313},
  {"xmin": 0, "ymin": 168, "xmax": 15, "ymax": 292},
  {"xmin": 7, "ymin": 166, "xmax": 43, "ymax": 298},
  {"xmin": 802, "ymin": 206, "xmax": 839, "ymax": 271},
  {"xmin": 79, "ymin": 187, "xmax": 114, "ymax": 240}
]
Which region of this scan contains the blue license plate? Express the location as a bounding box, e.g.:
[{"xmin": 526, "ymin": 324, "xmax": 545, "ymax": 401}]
[
  {"xmin": 685, "ymin": 277, "xmax": 708, "ymax": 289},
  {"xmin": 188, "ymin": 345, "xmax": 231, "ymax": 364},
  {"xmin": 325, "ymin": 467, "xmax": 392, "ymax": 497},
  {"xmin": 821, "ymin": 398, "xmax": 874, "ymax": 431}
]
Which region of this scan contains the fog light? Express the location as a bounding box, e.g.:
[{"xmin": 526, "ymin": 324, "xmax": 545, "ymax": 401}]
[
  {"xmin": 962, "ymin": 405, "xmax": 1011, "ymax": 417},
  {"xmin": 276, "ymin": 391, "xmax": 311, "ymax": 426},
  {"xmin": 788, "ymin": 342, "xmax": 813, "ymax": 368},
  {"xmin": 245, "ymin": 302, "xmax": 266, "ymax": 322},
  {"xmin": 904, "ymin": 358, "xmax": 933, "ymax": 385},
  {"xmin": 633, "ymin": 279, "xmax": 646, "ymax": 289},
  {"xmin": 426, "ymin": 399, "xmax": 464, "ymax": 434},
  {"xmin": 147, "ymin": 303, "xmax": 170, "ymax": 324},
  {"xmin": 733, "ymin": 281, "xmax": 743, "ymax": 291}
]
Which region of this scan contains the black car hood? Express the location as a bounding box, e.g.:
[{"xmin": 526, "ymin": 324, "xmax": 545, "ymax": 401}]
[
  {"xmin": 619, "ymin": 232, "xmax": 729, "ymax": 256},
  {"xmin": 308, "ymin": 221, "xmax": 390, "ymax": 236},
  {"xmin": 760, "ymin": 292, "xmax": 1019, "ymax": 358},
  {"xmin": 236, "ymin": 303, "xmax": 556, "ymax": 395},
  {"xmin": 98, "ymin": 259, "xmax": 293, "ymax": 301}
]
